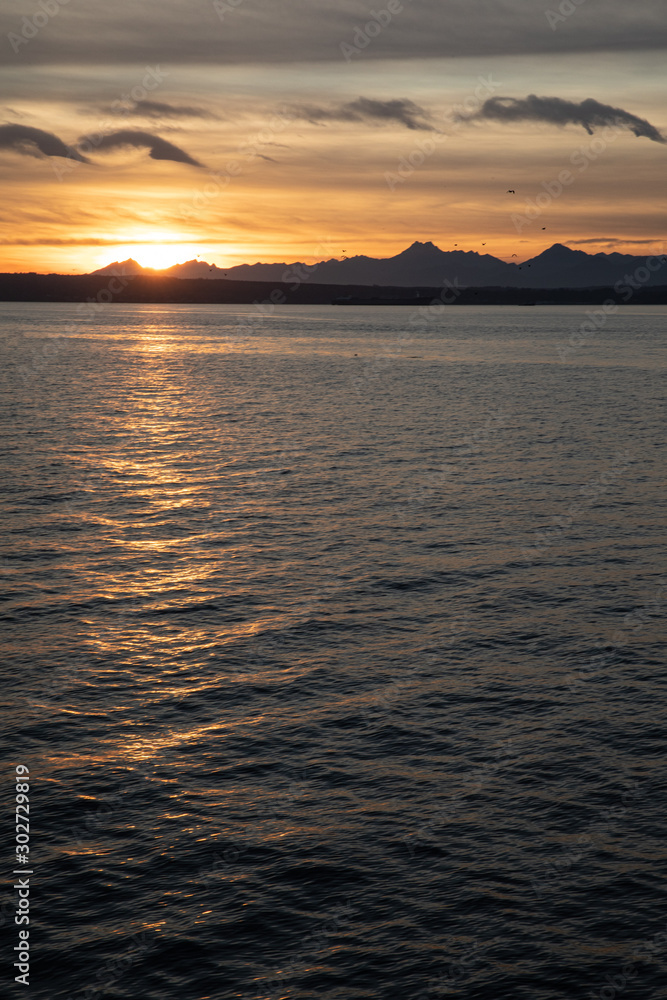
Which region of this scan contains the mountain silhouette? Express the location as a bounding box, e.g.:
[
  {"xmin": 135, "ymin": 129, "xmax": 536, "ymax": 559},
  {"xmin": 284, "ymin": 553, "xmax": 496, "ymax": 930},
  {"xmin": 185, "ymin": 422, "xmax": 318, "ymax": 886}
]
[{"xmin": 92, "ymin": 242, "xmax": 667, "ymax": 289}]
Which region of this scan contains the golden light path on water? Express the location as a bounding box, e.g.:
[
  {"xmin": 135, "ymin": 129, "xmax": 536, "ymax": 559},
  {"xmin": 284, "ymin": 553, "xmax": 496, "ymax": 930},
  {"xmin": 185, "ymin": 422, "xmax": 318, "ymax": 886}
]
[
  {"xmin": 4, "ymin": 302, "xmax": 666, "ymax": 999},
  {"xmin": 75, "ymin": 320, "xmax": 312, "ymax": 764}
]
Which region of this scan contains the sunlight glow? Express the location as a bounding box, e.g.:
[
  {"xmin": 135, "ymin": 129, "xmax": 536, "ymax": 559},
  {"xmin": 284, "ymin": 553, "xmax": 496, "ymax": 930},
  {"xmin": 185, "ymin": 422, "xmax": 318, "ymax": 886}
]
[
  {"xmin": 95, "ymin": 240, "xmax": 205, "ymax": 271},
  {"xmin": 133, "ymin": 244, "xmax": 200, "ymax": 270}
]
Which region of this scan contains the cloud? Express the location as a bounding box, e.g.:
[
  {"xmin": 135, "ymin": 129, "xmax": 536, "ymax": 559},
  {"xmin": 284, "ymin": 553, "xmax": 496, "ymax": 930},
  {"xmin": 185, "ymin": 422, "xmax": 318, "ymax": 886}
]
[
  {"xmin": 0, "ymin": 124, "xmax": 89, "ymax": 162},
  {"xmin": 291, "ymin": 97, "xmax": 435, "ymax": 131},
  {"xmin": 0, "ymin": 236, "xmax": 253, "ymax": 246},
  {"xmin": 80, "ymin": 130, "xmax": 203, "ymax": 166},
  {"xmin": 98, "ymin": 100, "xmax": 219, "ymax": 120},
  {"xmin": 1, "ymin": 1, "xmax": 667, "ymax": 65},
  {"xmin": 455, "ymin": 95, "xmax": 666, "ymax": 143},
  {"xmin": 567, "ymin": 237, "xmax": 667, "ymax": 247}
]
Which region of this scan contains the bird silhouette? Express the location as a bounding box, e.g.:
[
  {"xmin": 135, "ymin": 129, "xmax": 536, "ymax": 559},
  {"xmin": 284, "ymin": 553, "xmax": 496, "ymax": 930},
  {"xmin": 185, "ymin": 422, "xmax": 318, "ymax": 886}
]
[
  {"xmin": 507, "ymin": 190, "xmax": 516, "ymax": 194},
  {"xmin": 511, "ymin": 254, "xmax": 518, "ymax": 257}
]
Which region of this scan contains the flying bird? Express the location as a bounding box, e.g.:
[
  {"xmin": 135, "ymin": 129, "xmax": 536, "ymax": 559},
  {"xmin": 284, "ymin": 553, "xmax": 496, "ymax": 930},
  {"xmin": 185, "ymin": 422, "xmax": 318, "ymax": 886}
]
[{"xmin": 507, "ymin": 190, "xmax": 516, "ymax": 194}]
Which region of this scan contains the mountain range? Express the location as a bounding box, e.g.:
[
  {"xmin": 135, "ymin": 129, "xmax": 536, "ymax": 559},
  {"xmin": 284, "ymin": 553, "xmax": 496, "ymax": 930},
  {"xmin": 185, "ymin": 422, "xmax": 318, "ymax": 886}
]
[{"xmin": 93, "ymin": 241, "xmax": 667, "ymax": 289}]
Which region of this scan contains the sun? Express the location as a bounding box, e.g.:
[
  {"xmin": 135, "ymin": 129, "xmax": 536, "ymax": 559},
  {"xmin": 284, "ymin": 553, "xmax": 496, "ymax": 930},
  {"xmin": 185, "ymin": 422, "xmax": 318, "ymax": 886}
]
[
  {"xmin": 92, "ymin": 237, "xmax": 250, "ymax": 274},
  {"xmin": 133, "ymin": 244, "xmax": 194, "ymax": 270},
  {"xmin": 94, "ymin": 236, "xmax": 212, "ymax": 272}
]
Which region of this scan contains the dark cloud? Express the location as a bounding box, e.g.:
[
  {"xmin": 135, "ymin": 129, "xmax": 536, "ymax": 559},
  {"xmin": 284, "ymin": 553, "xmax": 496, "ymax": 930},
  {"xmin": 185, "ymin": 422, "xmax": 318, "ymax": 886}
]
[
  {"xmin": 291, "ymin": 97, "xmax": 435, "ymax": 131},
  {"xmin": 98, "ymin": 100, "xmax": 219, "ymax": 120},
  {"xmin": 5, "ymin": 0, "xmax": 667, "ymax": 65},
  {"xmin": 131, "ymin": 100, "xmax": 218, "ymax": 119},
  {"xmin": 81, "ymin": 130, "xmax": 203, "ymax": 166},
  {"xmin": 567, "ymin": 237, "xmax": 667, "ymax": 247},
  {"xmin": 455, "ymin": 95, "xmax": 666, "ymax": 143},
  {"xmin": 0, "ymin": 124, "xmax": 89, "ymax": 161}
]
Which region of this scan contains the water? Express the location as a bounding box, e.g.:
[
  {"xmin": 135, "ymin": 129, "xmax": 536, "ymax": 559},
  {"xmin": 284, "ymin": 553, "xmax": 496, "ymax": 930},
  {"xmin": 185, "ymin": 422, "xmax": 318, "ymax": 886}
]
[{"xmin": 1, "ymin": 302, "xmax": 666, "ymax": 999}]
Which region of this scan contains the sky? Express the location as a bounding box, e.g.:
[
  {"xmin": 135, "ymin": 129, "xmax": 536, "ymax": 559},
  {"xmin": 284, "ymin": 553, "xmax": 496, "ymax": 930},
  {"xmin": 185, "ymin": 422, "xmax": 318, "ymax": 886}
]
[{"xmin": 1, "ymin": 0, "xmax": 666, "ymax": 273}]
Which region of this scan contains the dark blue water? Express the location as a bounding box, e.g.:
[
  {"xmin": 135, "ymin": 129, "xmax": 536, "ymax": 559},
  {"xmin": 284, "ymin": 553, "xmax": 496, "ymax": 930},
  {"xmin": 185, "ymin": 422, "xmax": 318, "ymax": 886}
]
[{"xmin": 1, "ymin": 303, "xmax": 666, "ymax": 999}]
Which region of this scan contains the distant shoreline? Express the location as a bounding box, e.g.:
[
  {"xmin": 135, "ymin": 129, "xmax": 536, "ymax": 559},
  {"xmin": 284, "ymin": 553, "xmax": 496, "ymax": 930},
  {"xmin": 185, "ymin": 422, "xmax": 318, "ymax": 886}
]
[{"xmin": 2, "ymin": 273, "xmax": 667, "ymax": 307}]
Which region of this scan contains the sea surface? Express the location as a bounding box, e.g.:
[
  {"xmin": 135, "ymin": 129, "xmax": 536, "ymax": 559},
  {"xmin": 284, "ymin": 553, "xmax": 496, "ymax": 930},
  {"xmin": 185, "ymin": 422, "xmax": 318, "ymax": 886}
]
[{"xmin": 1, "ymin": 302, "xmax": 666, "ymax": 1000}]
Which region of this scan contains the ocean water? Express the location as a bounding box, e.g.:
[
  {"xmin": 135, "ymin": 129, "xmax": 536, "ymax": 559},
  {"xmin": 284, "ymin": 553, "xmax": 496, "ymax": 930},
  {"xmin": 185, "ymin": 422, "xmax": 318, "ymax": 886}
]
[{"xmin": 1, "ymin": 302, "xmax": 666, "ymax": 1000}]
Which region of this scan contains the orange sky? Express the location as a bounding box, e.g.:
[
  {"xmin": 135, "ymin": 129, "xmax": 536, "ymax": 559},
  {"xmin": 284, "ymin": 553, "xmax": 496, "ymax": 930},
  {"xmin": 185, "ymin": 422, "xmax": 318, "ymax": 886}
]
[{"xmin": 1, "ymin": 4, "xmax": 666, "ymax": 273}]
